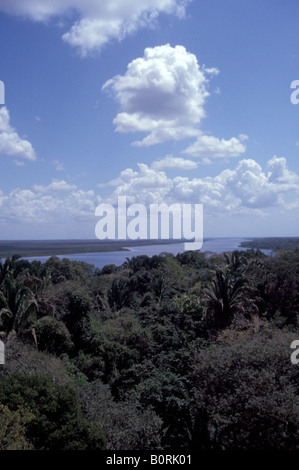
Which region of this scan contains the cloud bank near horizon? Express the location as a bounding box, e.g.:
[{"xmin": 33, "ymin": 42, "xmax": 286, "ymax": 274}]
[{"xmin": 0, "ymin": 155, "xmax": 297, "ymax": 237}]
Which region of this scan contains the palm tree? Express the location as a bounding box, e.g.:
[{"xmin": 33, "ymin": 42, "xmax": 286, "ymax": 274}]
[
  {"xmin": 0, "ymin": 255, "xmax": 31, "ymax": 286},
  {"xmin": 224, "ymin": 251, "xmax": 248, "ymax": 272},
  {"xmin": 0, "ymin": 277, "xmax": 38, "ymax": 337},
  {"xmin": 152, "ymin": 275, "xmax": 167, "ymax": 305},
  {"xmin": 107, "ymin": 278, "xmax": 132, "ymax": 312},
  {"xmin": 204, "ymin": 269, "xmax": 248, "ymax": 329}
]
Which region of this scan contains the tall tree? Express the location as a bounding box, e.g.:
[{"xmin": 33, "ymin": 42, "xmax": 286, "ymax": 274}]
[
  {"xmin": 0, "ymin": 277, "xmax": 38, "ymax": 336},
  {"xmin": 204, "ymin": 269, "xmax": 248, "ymax": 329}
]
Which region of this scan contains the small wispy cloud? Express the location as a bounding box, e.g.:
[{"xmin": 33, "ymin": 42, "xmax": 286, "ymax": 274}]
[
  {"xmin": 52, "ymin": 159, "xmax": 65, "ymax": 171},
  {"xmin": 151, "ymin": 155, "xmax": 198, "ymax": 170}
]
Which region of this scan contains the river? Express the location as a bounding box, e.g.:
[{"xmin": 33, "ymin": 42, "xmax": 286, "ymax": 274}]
[{"xmin": 21, "ymin": 238, "xmax": 272, "ymax": 270}]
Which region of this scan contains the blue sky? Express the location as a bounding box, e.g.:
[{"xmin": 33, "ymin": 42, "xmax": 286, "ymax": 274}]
[{"xmin": 0, "ymin": 0, "xmax": 298, "ymax": 239}]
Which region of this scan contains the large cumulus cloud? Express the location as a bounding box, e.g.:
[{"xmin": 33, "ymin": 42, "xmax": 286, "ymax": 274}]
[{"xmin": 103, "ymin": 44, "xmax": 247, "ymax": 161}]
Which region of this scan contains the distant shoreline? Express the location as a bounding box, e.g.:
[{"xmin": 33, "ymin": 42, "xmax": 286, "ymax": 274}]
[
  {"xmin": 0, "ymin": 238, "xmax": 189, "ymax": 258},
  {"xmin": 239, "ymin": 237, "xmax": 299, "ymax": 251},
  {"xmin": 0, "ymin": 237, "xmax": 297, "ymax": 259}
]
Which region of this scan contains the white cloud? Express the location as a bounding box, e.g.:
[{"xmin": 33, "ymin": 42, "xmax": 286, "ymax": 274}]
[
  {"xmin": 97, "ymin": 168, "xmax": 139, "ymax": 188},
  {"xmin": 222, "ymin": 159, "xmax": 279, "ymax": 209},
  {"xmin": 0, "ymin": 0, "xmax": 191, "ymax": 55},
  {"xmin": 0, "ymin": 107, "xmax": 36, "ymax": 161},
  {"xmin": 33, "ymin": 179, "xmax": 77, "ymax": 193},
  {"xmin": 183, "ymin": 134, "xmax": 248, "ymax": 162},
  {"xmin": 0, "ymin": 156, "xmax": 298, "ymax": 238},
  {"xmin": 100, "ymin": 156, "xmax": 299, "ymax": 213},
  {"xmin": 0, "ymin": 182, "xmax": 101, "ymax": 226},
  {"xmin": 103, "ymin": 44, "xmax": 218, "ymax": 146},
  {"xmin": 100, "ymin": 163, "xmax": 173, "ymax": 205},
  {"xmin": 52, "ymin": 159, "xmax": 65, "ymax": 171},
  {"xmin": 0, "ymin": 0, "xmax": 75, "ymax": 21},
  {"xmin": 151, "ymin": 155, "xmax": 198, "ymax": 170},
  {"xmin": 103, "ymin": 44, "xmax": 246, "ymax": 161},
  {"xmin": 14, "ymin": 160, "xmax": 25, "ymax": 167},
  {"xmin": 267, "ymin": 155, "xmax": 299, "ymax": 188}
]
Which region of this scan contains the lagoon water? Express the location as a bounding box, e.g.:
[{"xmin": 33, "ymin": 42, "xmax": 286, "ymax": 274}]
[{"xmin": 21, "ymin": 238, "xmax": 272, "ymax": 270}]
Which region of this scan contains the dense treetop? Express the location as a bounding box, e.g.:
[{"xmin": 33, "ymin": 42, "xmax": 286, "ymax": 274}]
[{"xmin": 0, "ymin": 247, "xmax": 298, "ymax": 450}]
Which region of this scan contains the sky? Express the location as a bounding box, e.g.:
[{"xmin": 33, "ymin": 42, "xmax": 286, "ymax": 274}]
[{"xmin": 0, "ymin": 0, "xmax": 299, "ymax": 240}]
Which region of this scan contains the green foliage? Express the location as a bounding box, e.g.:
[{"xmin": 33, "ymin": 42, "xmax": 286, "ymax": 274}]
[
  {"xmin": 0, "ymin": 247, "xmax": 298, "ymax": 450},
  {"xmin": 33, "ymin": 316, "xmax": 74, "ymax": 355},
  {"xmin": 107, "ymin": 277, "xmax": 133, "ymax": 311},
  {"xmin": 0, "ymin": 403, "xmax": 35, "ymax": 450},
  {"xmin": 79, "ymin": 381, "xmax": 162, "ymax": 450},
  {"xmin": 101, "ymin": 264, "xmax": 118, "ymax": 275},
  {"xmin": 0, "ymin": 255, "xmax": 31, "ymax": 285},
  {"xmin": 139, "ymin": 369, "xmax": 192, "ymax": 449},
  {"xmin": 0, "ymin": 277, "xmax": 38, "ymax": 336},
  {"xmin": 0, "ymin": 372, "xmax": 105, "ymax": 450},
  {"xmin": 254, "ymin": 251, "xmax": 299, "ymax": 325},
  {"xmin": 191, "ymin": 328, "xmax": 299, "ymax": 450},
  {"xmin": 204, "ymin": 267, "xmax": 252, "ymax": 329},
  {"xmin": 60, "ymin": 287, "xmax": 93, "ymax": 349},
  {"xmin": 44, "ymin": 256, "xmax": 93, "ymax": 284},
  {"xmin": 173, "ymin": 294, "xmax": 207, "ymax": 340}
]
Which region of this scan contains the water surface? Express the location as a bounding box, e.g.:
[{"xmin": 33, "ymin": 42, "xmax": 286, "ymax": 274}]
[{"xmin": 21, "ymin": 238, "xmax": 272, "ymax": 269}]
